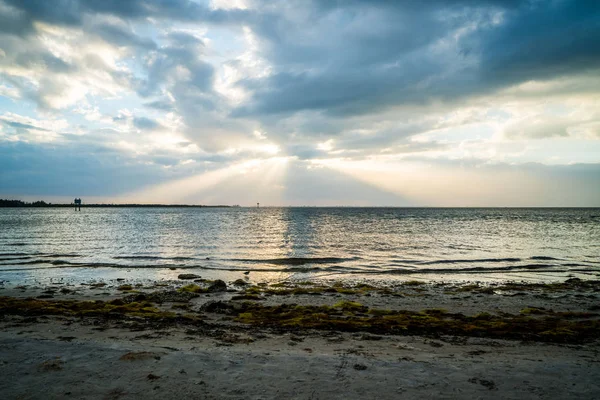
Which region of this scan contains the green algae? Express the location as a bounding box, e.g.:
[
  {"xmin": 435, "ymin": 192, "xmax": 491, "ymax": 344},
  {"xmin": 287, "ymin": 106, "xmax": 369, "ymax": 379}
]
[
  {"xmin": 403, "ymin": 280, "xmax": 425, "ymax": 286},
  {"xmin": 333, "ymin": 301, "xmax": 367, "ymax": 312},
  {"xmin": 520, "ymin": 307, "xmax": 546, "ymax": 315},
  {"xmin": 178, "ymin": 284, "xmax": 204, "ymax": 293},
  {"xmin": 230, "ymin": 301, "xmax": 600, "ymax": 343},
  {"xmin": 0, "ymin": 296, "xmax": 178, "ymax": 320}
]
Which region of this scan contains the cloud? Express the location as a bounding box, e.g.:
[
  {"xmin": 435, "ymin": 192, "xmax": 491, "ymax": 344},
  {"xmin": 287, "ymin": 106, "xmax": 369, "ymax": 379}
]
[
  {"xmin": 476, "ymin": 0, "xmax": 600, "ymax": 85},
  {"xmin": 2, "ymin": 0, "xmax": 252, "ymax": 32},
  {"xmin": 0, "ymin": 0, "xmax": 599, "ymax": 205},
  {"xmin": 89, "ymin": 22, "xmax": 157, "ymax": 50},
  {"xmin": 1, "ymin": 119, "xmax": 49, "ymax": 132},
  {"xmin": 133, "ymin": 116, "xmax": 162, "ymax": 131},
  {"xmin": 231, "ymin": 1, "xmax": 600, "ymax": 120}
]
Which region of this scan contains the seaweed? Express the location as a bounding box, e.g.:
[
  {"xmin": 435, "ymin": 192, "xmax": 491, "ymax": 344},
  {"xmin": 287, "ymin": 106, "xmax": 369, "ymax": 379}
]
[
  {"xmin": 229, "ymin": 301, "xmax": 600, "ymax": 343},
  {"xmin": 0, "ymin": 296, "xmax": 179, "ymax": 320}
]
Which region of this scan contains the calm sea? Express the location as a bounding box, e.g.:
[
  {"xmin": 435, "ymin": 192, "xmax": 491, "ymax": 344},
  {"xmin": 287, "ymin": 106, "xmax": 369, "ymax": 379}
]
[{"xmin": 1, "ymin": 207, "xmax": 599, "ymax": 284}]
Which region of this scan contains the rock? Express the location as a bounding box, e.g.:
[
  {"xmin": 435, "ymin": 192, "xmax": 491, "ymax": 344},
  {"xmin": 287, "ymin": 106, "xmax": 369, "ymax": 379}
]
[
  {"xmin": 244, "ymin": 271, "xmax": 250, "ymax": 275},
  {"xmin": 200, "ymin": 300, "xmax": 235, "ymax": 314},
  {"xmin": 178, "ymin": 274, "xmax": 201, "ymax": 280},
  {"xmin": 145, "ymin": 290, "xmax": 198, "ymax": 303},
  {"xmin": 207, "ymin": 279, "xmax": 227, "ymax": 292},
  {"xmin": 353, "ymin": 364, "xmax": 368, "ymax": 371},
  {"xmin": 120, "ymin": 293, "xmax": 147, "ymax": 303},
  {"xmin": 147, "ymin": 373, "xmax": 160, "ymax": 381},
  {"xmin": 232, "ymin": 279, "xmax": 249, "ymax": 286}
]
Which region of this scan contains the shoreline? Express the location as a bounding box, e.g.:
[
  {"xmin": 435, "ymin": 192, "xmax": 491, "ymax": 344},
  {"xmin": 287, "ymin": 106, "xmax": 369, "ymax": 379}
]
[{"xmin": 1, "ymin": 278, "xmax": 599, "ymax": 398}]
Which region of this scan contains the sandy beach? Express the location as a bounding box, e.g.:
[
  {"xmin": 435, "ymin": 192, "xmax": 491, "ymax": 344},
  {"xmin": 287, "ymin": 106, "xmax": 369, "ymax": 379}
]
[{"xmin": 1, "ymin": 277, "xmax": 599, "ymax": 399}]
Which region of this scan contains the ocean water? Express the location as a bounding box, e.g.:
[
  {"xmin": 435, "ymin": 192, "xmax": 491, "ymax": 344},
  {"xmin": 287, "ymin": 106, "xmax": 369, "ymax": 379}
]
[{"xmin": 0, "ymin": 207, "xmax": 599, "ymax": 284}]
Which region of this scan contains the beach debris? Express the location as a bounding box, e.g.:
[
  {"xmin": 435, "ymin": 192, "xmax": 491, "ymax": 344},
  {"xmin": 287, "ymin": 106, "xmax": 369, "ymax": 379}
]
[
  {"xmin": 244, "ymin": 271, "xmax": 250, "ymax": 275},
  {"xmin": 216, "ymin": 332, "xmax": 255, "ymax": 344},
  {"xmin": 38, "ymin": 358, "xmax": 64, "ymax": 372},
  {"xmin": 467, "ymin": 350, "xmax": 487, "ymax": 356},
  {"xmin": 178, "ymin": 274, "xmax": 201, "ymax": 280},
  {"xmin": 468, "ymin": 377, "xmax": 497, "ymax": 390},
  {"xmin": 353, "ymin": 364, "xmax": 368, "ymax": 371},
  {"xmin": 231, "ymin": 294, "xmax": 263, "ymax": 301},
  {"xmin": 105, "ymin": 388, "xmax": 126, "ymax": 399},
  {"xmin": 147, "ymin": 373, "xmax": 160, "ymax": 381},
  {"xmin": 427, "ymin": 340, "xmax": 444, "ymax": 348},
  {"xmin": 120, "ymin": 351, "xmax": 160, "ymax": 361}
]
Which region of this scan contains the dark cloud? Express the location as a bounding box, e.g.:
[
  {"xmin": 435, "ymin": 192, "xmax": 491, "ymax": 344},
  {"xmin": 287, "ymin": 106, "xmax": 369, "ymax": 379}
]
[
  {"xmin": 2, "ymin": 0, "xmax": 252, "ymax": 34},
  {"xmin": 0, "ymin": 141, "xmax": 163, "ymax": 196},
  {"xmin": 233, "ymin": 0, "xmax": 600, "ymax": 119},
  {"xmin": 477, "ymin": 0, "xmax": 600, "ymax": 84},
  {"xmin": 90, "ymin": 23, "xmax": 156, "ymax": 49}
]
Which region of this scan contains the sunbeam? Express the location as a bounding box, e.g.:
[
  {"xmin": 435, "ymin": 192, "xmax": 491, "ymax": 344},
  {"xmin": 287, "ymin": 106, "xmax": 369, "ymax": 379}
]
[
  {"xmin": 122, "ymin": 157, "xmax": 290, "ymax": 205},
  {"xmin": 315, "ymin": 158, "xmax": 562, "ymax": 207}
]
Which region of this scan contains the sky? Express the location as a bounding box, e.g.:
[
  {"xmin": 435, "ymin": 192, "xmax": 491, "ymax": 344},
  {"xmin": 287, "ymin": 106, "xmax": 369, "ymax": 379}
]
[{"xmin": 0, "ymin": 0, "xmax": 599, "ymax": 206}]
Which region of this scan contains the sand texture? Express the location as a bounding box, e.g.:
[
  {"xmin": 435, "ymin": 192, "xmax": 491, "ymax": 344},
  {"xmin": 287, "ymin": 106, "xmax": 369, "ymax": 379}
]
[{"xmin": 0, "ymin": 278, "xmax": 599, "ymax": 399}]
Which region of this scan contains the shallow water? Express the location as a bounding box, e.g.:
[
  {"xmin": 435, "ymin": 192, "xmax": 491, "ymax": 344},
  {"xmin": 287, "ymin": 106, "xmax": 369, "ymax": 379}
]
[{"xmin": 0, "ymin": 207, "xmax": 599, "ymax": 284}]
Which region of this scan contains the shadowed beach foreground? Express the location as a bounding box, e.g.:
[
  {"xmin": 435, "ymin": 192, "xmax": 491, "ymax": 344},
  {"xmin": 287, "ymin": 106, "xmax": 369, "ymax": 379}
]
[{"xmin": 0, "ymin": 278, "xmax": 599, "ymax": 399}]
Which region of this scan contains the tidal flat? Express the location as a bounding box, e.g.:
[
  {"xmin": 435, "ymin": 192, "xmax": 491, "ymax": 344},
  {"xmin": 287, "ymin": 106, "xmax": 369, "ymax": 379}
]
[{"xmin": 0, "ymin": 277, "xmax": 599, "ymax": 399}]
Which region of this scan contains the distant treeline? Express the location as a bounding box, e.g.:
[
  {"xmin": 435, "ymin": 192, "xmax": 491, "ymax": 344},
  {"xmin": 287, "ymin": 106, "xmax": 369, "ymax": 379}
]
[
  {"xmin": 0, "ymin": 199, "xmax": 233, "ymax": 208},
  {"xmin": 0, "ymin": 199, "xmax": 52, "ymax": 207}
]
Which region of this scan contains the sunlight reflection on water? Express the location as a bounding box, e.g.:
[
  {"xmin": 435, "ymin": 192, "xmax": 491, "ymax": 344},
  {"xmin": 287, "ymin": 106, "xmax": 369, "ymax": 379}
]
[{"xmin": 0, "ymin": 207, "xmax": 598, "ymax": 284}]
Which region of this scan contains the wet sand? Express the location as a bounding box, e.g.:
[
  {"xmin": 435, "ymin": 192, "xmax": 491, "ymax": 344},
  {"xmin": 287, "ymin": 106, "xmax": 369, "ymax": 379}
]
[{"xmin": 1, "ymin": 278, "xmax": 599, "ymax": 399}]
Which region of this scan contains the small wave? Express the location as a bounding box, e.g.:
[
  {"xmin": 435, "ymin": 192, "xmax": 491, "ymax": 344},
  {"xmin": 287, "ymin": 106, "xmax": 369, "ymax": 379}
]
[
  {"xmin": 47, "ymin": 260, "xmax": 187, "ymax": 269},
  {"xmin": 365, "ymin": 263, "xmax": 585, "ymax": 276},
  {"xmin": 530, "ymin": 256, "xmax": 560, "ymax": 261},
  {"xmin": 231, "ymin": 257, "xmax": 354, "ymax": 265},
  {"xmin": 113, "ymin": 255, "xmax": 196, "ymax": 261},
  {"xmin": 0, "ymin": 259, "xmax": 49, "ymax": 266},
  {"xmin": 0, "ymin": 256, "xmax": 33, "ymax": 261},
  {"xmin": 420, "ymin": 258, "xmax": 522, "ymax": 265},
  {"xmin": 286, "ymin": 266, "xmax": 323, "ymax": 272},
  {"xmin": 39, "ymin": 254, "xmax": 82, "ymax": 258}
]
